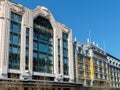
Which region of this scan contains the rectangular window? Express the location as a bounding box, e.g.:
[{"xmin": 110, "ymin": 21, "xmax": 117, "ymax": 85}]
[
  {"xmin": 63, "ymin": 49, "xmax": 68, "ymax": 57},
  {"xmin": 62, "ymin": 33, "xmax": 69, "ymax": 75},
  {"xmin": 25, "ymin": 27, "xmax": 30, "ymax": 70},
  {"xmin": 63, "ymin": 33, "xmax": 68, "ymax": 40},
  {"xmin": 9, "ymin": 12, "xmax": 22, "ymax": 70},
  {"xmin": 58, "ymin": 39, "xmax": 60, "ymax": 74}
]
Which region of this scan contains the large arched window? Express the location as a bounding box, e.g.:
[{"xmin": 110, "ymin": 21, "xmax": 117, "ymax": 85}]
[{"xmin": 33, "ymin": 16, "xmax": 54, "ymax": 74}]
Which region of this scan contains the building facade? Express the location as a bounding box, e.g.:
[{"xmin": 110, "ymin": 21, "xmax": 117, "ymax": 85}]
[
  {"xmin": 0, "ymin": 0, "xmax": 77, "ymax": 89},
  {"xmin": 107, "ymin": 54, "xmax": 120, "ymax": 88},
  {"xmin": 73, "ymin": 40, "xmax": 120, "ymax": 88},
  {"xmin": 73, "ymin": 41, "xmax": 91, "ymax": 86}
]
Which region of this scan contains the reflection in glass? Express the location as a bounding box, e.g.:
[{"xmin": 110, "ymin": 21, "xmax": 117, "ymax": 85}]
[
  {"xmin": 9, "ymin": 12, "xmax": 22, "ymax": 70},
  {"xmin": 33, "ymin": 16, "xmax": 54, "ymax": 74},
  {"xmin": 63, "ymin": 33, "xmax": 69, "ymax": 75},
  {"xmin": 25, "ymin": 28, "xmax": 30, "ymax": 70}
]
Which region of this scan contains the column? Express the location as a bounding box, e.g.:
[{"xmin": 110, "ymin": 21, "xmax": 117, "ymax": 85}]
[
  {"xmin": 0, "ymin": 0, "xmax": 10, "ymax": 78},
  {"xmin": 54, "ymin": 28, "xmax": 59, "ymax": 81},
  {"xmin": 20, "ymin": 10, "xmax": 33, "ymax": 80},
  {"xmin": 60, "ymin": 36, "xmax": 63, "ymax": 81},
  {"xmin": 68, "ymin": 31, "xmax": 74, "ymax": 82}
]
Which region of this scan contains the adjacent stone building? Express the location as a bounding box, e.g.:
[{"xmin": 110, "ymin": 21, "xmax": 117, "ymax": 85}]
[
  {"xmin": 73, "ymin": 40, "xmax": 120, "ymax": 89},
  {"xmin": 73, "ymin": 40, "xmax": 91, "ymax": 86},
  {"xmin": 107, "ymin": 54, "xmax": 120, "ymax": 88}
]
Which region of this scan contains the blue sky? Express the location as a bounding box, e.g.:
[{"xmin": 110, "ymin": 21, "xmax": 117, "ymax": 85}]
[{"xmin": 13, "ymin": 0, "xmax": 120, "ymax": 59}]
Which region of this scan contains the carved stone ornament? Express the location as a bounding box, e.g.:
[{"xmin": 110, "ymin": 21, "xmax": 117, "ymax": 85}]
[
  {"xmin": 10, "ymin": 4, "xmax": 24, "ymax": 13},
  {"xmin": 40, "ymin": 9, "xmax": 50, "ymax": 18}
]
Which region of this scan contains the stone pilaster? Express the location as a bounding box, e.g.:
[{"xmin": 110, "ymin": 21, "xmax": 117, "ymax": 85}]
[
  {"xmin": 0, "ymin": 0, "xmax": 10, "ymax": 78},
  {"xmin": 53, "ymin": 28, "xmax": 59, "ymax": 81},
  {"xmin": 68, "ymin": 31, "xmax": 74, "ymax": 82},
  {"xmin": 20, "ymin": 10, "xmax": 33, "ymax": 80}
]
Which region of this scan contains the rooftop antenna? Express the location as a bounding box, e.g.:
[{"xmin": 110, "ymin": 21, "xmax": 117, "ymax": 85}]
[
  {"xmin": 74, "ymin": 37, "xmax": 77, "ymax": 42},
  {"xmin": 93, "ymin": 41, "xmax": 95, "ymax": 45},
  {"xmin": 87, "ymin": 38, "xmax": 90, "ymax": 43},
  {"xmin": 89, "ymin": 29, "xmax": 92, "ymax": 42},
  {"xmin": 87, "ymin": 29, "xmax": 92, "ymax": 44}
]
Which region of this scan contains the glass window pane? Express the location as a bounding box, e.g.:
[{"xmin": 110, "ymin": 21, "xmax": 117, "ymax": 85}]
[
  {"xmin": 63, "ymin": 49, "xmax": 68, "ymax": 57},
  {"xmin": 39, "ymin": 43, "xmax": 48, "ymax": 53},
  {"xmin": 13, "ymin": 35, "xmax": 20, "ymax": 45},
  {"xmin": 12, "ymin": 47, "xmax": 19, "ymax": 54},
  {"xmin": 12, "ymin": 23, "xmax": 20, "ymax": 34},
  {"xmin": 63, "ymin": 33, "xmax": 68, "ymax": 40},
  {"xmin": 64, "ymin": 58, "xmax": 68, "ymax": 64},
  {"xmin": 63, "ymin": 41, "xmax": 68, "ymax": 48},
  {"xmin": 33, "ymin": 52, "xmax": 37, "ymax": 58}
]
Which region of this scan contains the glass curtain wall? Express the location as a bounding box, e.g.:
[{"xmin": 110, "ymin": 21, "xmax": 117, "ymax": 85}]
[
  {"xmin": 9, "ymin": 12, "xmax": 22, "ymax": 69},
  {"xmin": 62, "ymin": 33, "xmax": 69, "ymax": 75},
  {"xmin": 33, "ymin": 16, "xmax": 54, "ymax": 74}
]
